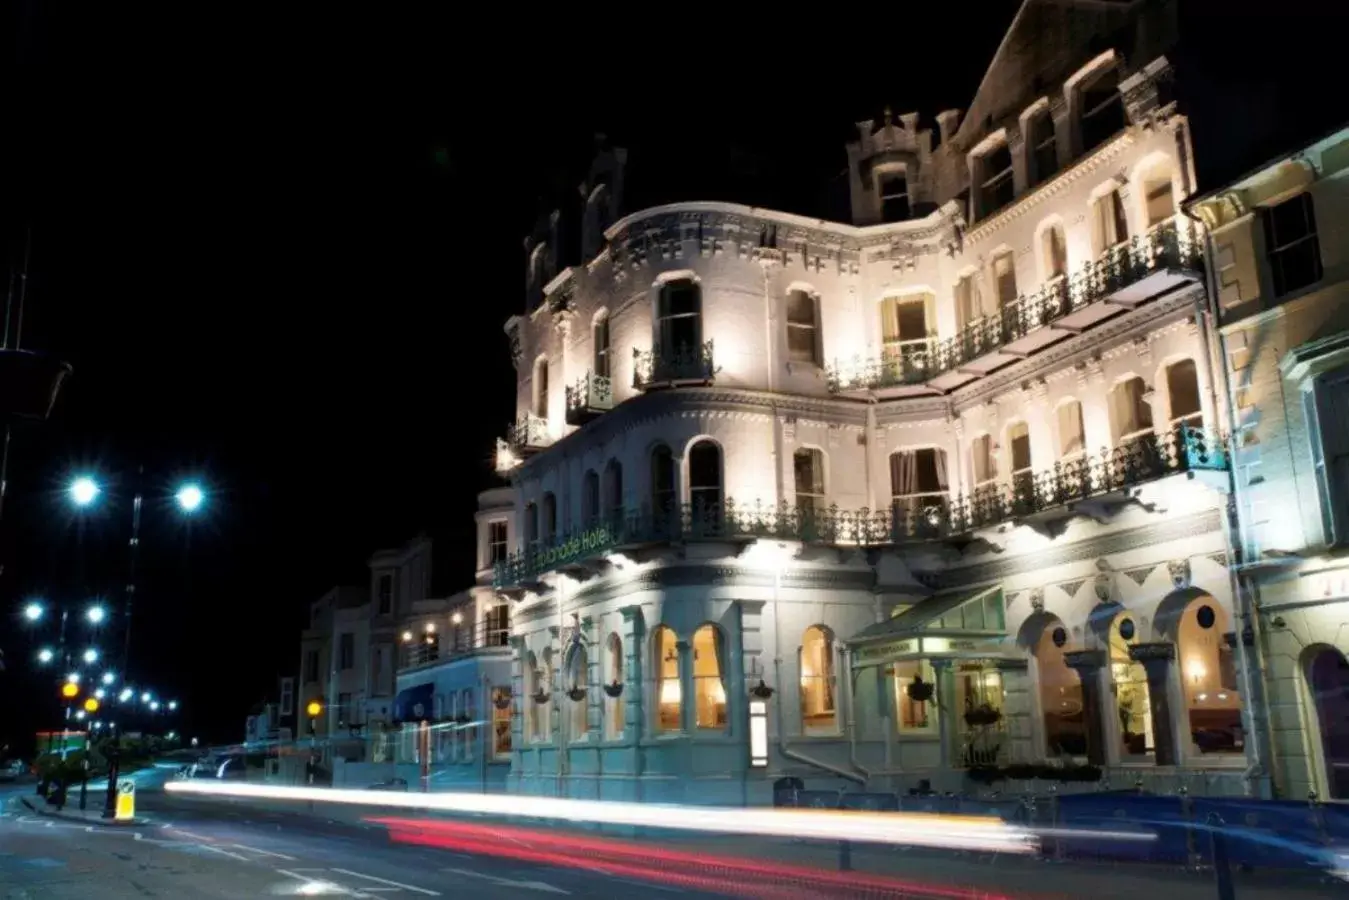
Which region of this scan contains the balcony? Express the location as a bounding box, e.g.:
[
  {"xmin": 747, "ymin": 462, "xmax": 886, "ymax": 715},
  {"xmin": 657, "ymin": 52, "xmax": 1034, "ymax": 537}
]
[
  {"xmin": 399, "ymin": 619, "xmax": 512, "ymax": 672},
  {"xmin": 495, "ymin": 413, "xmax": 552, "ymax": 474},
  {"xmin": 494, "ymin": 426, "xmax": 1227, "ymax": 588},
  {"xmin": 565, "ymin": 371, "xmax": 614, "ymax": 426},
  {"xmin": 632, "ymin": 340, "xmax": 716, "ymax": 390},
  {"xmin": 827, "ymin": 218, "xmax": 1203, "ymax": 394}
]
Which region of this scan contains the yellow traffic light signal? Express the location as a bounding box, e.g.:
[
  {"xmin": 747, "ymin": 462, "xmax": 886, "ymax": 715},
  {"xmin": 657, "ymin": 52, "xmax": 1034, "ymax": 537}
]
[
  {"xmin": 306, "ymin": 700, "xmax": 322, "ymax": 718},
  {"xmin": 83, "ymin": 697, "xmax": 100, "ymax": 713},
  {"xmin": 61, "ymin": 682, "xmax": 79, "ymax": 699}
]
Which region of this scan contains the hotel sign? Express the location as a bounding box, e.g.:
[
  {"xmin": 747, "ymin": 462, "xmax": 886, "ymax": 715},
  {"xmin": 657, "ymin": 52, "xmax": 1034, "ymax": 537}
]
[
  {"xmin": 1303, "ymin": 566, "xmax": 1349, "ymax": 603},
  {"xmin": 854, "ymin": 640, "xmax": 915, "ymax": 662}
]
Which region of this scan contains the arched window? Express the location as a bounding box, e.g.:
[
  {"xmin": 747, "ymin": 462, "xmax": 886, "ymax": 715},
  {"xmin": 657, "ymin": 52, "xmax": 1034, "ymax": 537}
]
[
  {"xmin": 491, "ymin": 687, "xmax": 512, "ymax": 758},
  {"xmin": 693, "ymin": 624, "xmax": 728, "ymax": 730},
  {"xmin": 1108, "ymin": 376, "xmax": 1153, "ymax": 444},
  {"xmin": 533, "ymin": 357, "xmax": 549, "ymax": 419},
  {"xmin": 800, "ymin": 626, "xmax": 837, "ymax": 735},
  {"xmin": 604, "ymin": 459, "xmax": 624, "ymax": 526},
  {"xmin": 1042, "ymin": 222, "xmax": 1068, "ymax": 279},
  {"xmin": 566, "ymin": 643, "xmax": 589, "ymax": 739},
  {"xmin": 524, "ymin": 502, "xmax": 539, "ymax": 550},
  {"xmin": 1306, "ymin": 647, "xmax": 1349, "ymax": 799},
  {"xmin": 540, "ymin": 648, "xmax": 554, "ymax": 741},
  {"xmin": 1091, "ymin": 187, "xmax": 1129, "ymax": 255},
  {"xmin": 605, "ymin": 633, "xmax": 625, "ymax": 740},
  {"xmin": 1176, "ymin": 598, "xmax": 1243, "ymax": 756},
  {"xmin": 653, "ymin": 626, "xmax": 680, "ymax": 733},
  {"xmin": 651, "ymin": 445, "xmax": 676, "ymax": 512},
  {"xmin": 1109, "ymin": 611, "xmax": 1153, "ymax": 761},
  {"xmin": 582, "ymin": 470, "xmax": 600, "ymax": 526},
  {"xmin": 657, "ymin": 279, "xmax": 702, "ymax": 356},
  {"xmin": 1166, "ymin": 359, "xmax": 1202, "ymax": 428},
  {"xmin": 893, "ymin": 659, "xmax": 939, "ymax": 734},
  {"xmin": 540, "ymin": 492, "xmax": 557, "ymax": 544},
  {"xmin": 687, "ymin": 440, "xmax": 723, "ymax": 512},
  {"xmin": 1056, "ymin": 400, "xmax": 1086, "ymax": 460},
  {"xmin": 1140, "ymin": 159, "xmax": 1176, "ymax": 228},
  {"xmin": 1032, "ymin": 619, "xmax": 1085, "ymax": 757},
  {"xmin": 785, "ymin": 289, "xmax": 821, "ymax": 365}
]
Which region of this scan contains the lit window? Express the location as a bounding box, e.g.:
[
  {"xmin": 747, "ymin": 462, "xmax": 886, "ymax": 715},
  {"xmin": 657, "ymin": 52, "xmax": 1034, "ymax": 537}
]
[
  {"xmin": 605, "ymin": 633, "xmax": 624, "ymax": 740},
  {"xmin": 785, "ymin": 290, "xmax": 821, "ymax": 365},
  {"xmin": 1177, "ymin": 599, "xmax": 1244, "ymax": 756},
  {"xmin": 693, "ymin": 625, "xmax": 727, "ymax": 730},
  {"xmin": 1166, "ymin": 359, "xmax": 1202, "ymax": 428},
  {"xmin": 654, "ymin": 626, "xmax": 680, "ymax": 733},
  {"xmin": 893, "ymin": 659, "xmax": 938, "ymax": 733},
  {"xmin": 799, "ymin": 626, "xmax": 837, "ymax": 735},
  {"xmin": 1092, "ymin": 189, "xmax": 1129, "ymax": 255},
  {"xmin": 1057, "ymin": 400, "xmax": 1085, "ymax": 459},
  {"xmin": 491, "ymin": 687, "xmax": 512, "ymax": 758}
]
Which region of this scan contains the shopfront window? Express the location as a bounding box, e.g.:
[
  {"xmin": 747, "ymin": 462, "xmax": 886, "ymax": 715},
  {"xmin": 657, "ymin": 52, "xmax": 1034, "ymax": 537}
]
[
  {"xmin": 1109, "ymin": 613, "xmax": 1154, "ymax": 761},
  {"xmin": 893, "ymin": 659, "xmax": 939, "ymax": 734}
]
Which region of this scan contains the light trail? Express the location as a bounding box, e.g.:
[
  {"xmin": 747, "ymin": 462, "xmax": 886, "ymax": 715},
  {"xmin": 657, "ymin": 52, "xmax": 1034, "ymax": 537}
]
[{"xmin": 167, "ymin": 780, "xmax": 1039, "ymax": 854}]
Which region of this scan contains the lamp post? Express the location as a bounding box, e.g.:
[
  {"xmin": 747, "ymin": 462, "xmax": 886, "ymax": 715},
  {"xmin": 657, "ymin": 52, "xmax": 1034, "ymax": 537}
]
[{"xmin": 21, "ymin": 599, "xmax": 108, "ymax": 757}]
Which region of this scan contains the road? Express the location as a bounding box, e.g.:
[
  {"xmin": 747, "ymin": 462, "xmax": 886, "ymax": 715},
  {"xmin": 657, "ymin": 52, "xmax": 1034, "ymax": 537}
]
[{"xmin": 0, "ymin": 786, "xmax": 736, "ymax": 899}]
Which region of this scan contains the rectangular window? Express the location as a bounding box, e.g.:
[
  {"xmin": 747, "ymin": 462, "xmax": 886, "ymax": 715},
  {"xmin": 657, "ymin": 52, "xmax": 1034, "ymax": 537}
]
[
  {"xmin": 279, "ymin": 678, "xmax": 294, "ymax": 717},
  {"xmin": 487, "ymin": 521, "xmax": 508, "ymax": 564},
  {"xmin": 979, "ymin": 143, "xmax": 1014, "ymax": 217},
  {"xmin": 338, "ymin": 633, "xmax": 355, "ymax": 670},
  {"xmin": 1057, "ymin": 400, "xmax": 1085, "ymax": 458},
  {"xmin": 954, "ymin": 273, "xmax": 981, "ymax": 329},
  {"xmin": 793, "ymin": 447, "xmax": 826, "ymax": 517},
  {"xmin": 338, "ymin": 692, "xmax": 352, "ymax": 724},
  {"xmin": 1044, "ymin": 225, "xmax": 1067, "ymax": 279},
  {"xmin": 377, "ymin": 573, "xmax": 393, "ymax": 615},
  {"xmin": 881, "ymin": 295, "xmax": 931, "ymax": 360},
  {"xmin": 485, "ymin": 604, "xmax": 510, "ymax": 646},
  {"xmin": 1092, "ymin": 190, "xmax": 1129, "ymax": 255},
  {"xmin": 303, "ymin": 649, "xmax": 319, "ymax": 683},
  {"xmin": 971, "ymin": 434, "xmax": 996, "ymax": 485},
  {"xmin": 1305, "ymin": 369, "xmax": 1349, "ymax": 546},
  {"xmin": 879, "ymin": 171, "xmax": 911, "ymax": 222},
  {"xmin": 1030, "ymin": 110, "xmax": 1057, "ymax": 185},
  {"xmin": 785, "ymin": 290, "xmax": 820, "ymax": 365},
  {"xmin": 593, "ymin": 316, "xmax": 611, "ymax": 379},
  {"xmin": 992, "ymin": 251, "xmax": 1017, "ymax": 308},
  {"xmin": 658, "ymin": 280, "xmax": 701, "ymax": 355},
  {"xmin": 1080, "ymin": 70, "xmax": 1124, "ymax": 153},
  {"xmin": 1264, "ymin": 192, "xmax": 1322, "ymax": 298},
  {"xmin": 893, "ymin": 660, "xmax": 938, "ymax": 733}
]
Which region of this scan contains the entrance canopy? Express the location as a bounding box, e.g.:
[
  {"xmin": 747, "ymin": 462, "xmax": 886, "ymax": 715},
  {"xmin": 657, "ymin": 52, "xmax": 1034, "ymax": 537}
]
[{"xmin": 846, "ymin": 585, "xmax": 1009, "ymax": 668}]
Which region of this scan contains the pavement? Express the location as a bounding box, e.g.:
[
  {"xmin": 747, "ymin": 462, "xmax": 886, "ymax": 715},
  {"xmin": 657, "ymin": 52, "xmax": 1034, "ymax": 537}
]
[{"xmin": 3, "ymin": 783, "xmax": 1345, "ymax": 899}]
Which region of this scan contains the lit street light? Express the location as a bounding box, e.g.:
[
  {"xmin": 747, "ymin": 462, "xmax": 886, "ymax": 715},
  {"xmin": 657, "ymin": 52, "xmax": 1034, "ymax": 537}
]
[
  {"xmin": 74, "ymin": 709, "xmax": 86, "ymax": 721},
  {"xmin": 69, "ymin": 476, "xmax": 100, "ymax": 507},
  {"xmin": 82, "ymin": 648, "xmax": 99, "ymax": 664},
  {"xmin": 23, "ymin": 601, "xmax": 43, "ymax": 622},
  {"xmin": 148, "ymin": 701, "xmax": 159, "ymax": 712},
  {"xmin": 37, "ymin": 648, "xmax": 54, "ymax": 663},
  {"xmin": 86, "ymin": 605, "xmax": 106, "ymax": 625},
  {"xmin": 66, "ymin": 672, "xmax": 80, "ymax": 685},
  {"xmin": 167, "ymin": 700, "xmax": 178, "ymax": 712},
  {"xmin": 175, "ymin": 483, "xmax": 204, "ymax": 513},
  {"xmin": 140, "ymin": 691, "xmax": 151, "ymax": 704},
  {"xmin": 118, "ymin": 688, "xmax": 133, "ymax": 703},
  {"xmin": 101, "ymin": 671, "xmax": 115, "ymax": 685}
]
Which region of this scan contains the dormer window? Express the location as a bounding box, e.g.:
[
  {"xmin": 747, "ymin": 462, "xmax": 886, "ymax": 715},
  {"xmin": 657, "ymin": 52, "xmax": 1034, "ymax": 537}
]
[
  {"xmin": 1079, "ymin": 67, "xmax": 1125, "ymax": 154},
  {"xmin": 978, "ymin": 142, "xmax": 1014, "ymax": 218},
  {"xmin": 879, "ymin": 170, "xmax": 910, "ymax": 223},
  {"xmin": 1029, "ymin": 109, "xmax": 1057, "ymax": 186}
]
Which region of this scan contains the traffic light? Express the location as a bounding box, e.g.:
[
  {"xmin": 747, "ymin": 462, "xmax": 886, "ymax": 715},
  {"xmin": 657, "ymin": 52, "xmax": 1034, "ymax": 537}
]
[
  {"xmin": 306, "ymin": 700, "xmax": 322, "ymax": 718},
  {"xmin": 61, "ymin": 682, "xmax": 79, "ymax": 699},
  {"xmin": 83, "ymin": 697, "xmax": 100, "ymax": 713}
]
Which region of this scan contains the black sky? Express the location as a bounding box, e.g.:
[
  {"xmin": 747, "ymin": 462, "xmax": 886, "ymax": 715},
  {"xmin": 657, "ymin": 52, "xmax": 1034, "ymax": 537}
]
[{"xmin": 2, "ymin": 2, "xmax": 1345, "ymax": 747}]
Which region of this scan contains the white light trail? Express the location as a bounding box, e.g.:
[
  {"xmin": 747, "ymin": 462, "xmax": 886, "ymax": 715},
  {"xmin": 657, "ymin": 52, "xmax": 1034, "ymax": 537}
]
[{"xmin": 167, "ymin": 780, "xmax": 1040, "ymax": 854}]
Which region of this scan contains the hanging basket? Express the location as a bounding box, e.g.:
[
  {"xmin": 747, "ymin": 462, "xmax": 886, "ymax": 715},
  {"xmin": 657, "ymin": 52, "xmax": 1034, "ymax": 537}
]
[
  {"xmin": 603, "ymin": 680, "xmax": 624, "ymax": 698},
  {"xmin": 493, "ymin": 692, "xmax": 512, "ymax": 711},
  {"xmin": 566, "ymin": 686, "xmax": 587, "ymax": 703},
  {"xmin": 964, "ymin": 704, "xmax": 1002, "ymax": 727},
  {"xmin": 906, "ymin": 676, "xmax": 935, "ymax": 704},
  {"xmin": 531, "ymin": 689, "xmax": 551, "ymax": 705},
  {"xmin": 749, "ymin": 679, "xmax": 775, "ymax": 699}
]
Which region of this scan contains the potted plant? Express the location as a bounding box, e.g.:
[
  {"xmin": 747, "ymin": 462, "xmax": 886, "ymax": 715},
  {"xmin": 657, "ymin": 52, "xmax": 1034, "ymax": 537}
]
[
  {"xmin": 905, "ymin": 675, "xmax": 935, "ymax": 704},
  {"xmin": 531, "ymin": 688, "xmax": 551, "ymax": 704},
  {"xmin": 493, "ymin": 691, "xmax": 512, "ymax": 711},
  {"xmin": 749, "ymin": 679, "xmax": 775, "ymax": 699},
  {"xmin": 566, "ymin": 686, "xmax": 587, "ymax": 702},
  {"xmin": 964, "ymin": 703, "xmax": 1002, "ymax": 727},
  {"xmin": 603, "ymin": 680, "xmax": 623, "ymax": 698}
]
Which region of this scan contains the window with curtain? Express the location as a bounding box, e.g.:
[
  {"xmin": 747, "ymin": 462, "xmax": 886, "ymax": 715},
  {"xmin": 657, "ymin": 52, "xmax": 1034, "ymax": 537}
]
[
  {"xmin": 651, "ymin": 445, "xmax": 676, "ymax": 512},
  {"xmin": 971, "ymin": 434, "xmax": 997, "ymax": 486},
  {"xmin": 992, "ymin": 250, "xmax": 1018, "ymax": 308},
  {"xmin": 687, "ymin": 440, "xmax": 723, "ymax": 512},
  {"xmin": 1043, "ymin": 223, "xmax": 1067, "ymax": 279},
  {"xmin": 889, "ymin": 448, "xmax": 950, "ymax": 521},
  {"xmin": 793, "ymin": 448, "xmax": 826, "ymax": 518},
  {"xmin": 654, "ymin": 626, "xmax": 681, "ymax": 732},
  {"xmin": 657, "ymin": 279, "xmax": 702, "ymax": 355},
  {"xmin": 693, "ymin": 625, "xmax": 727, "ymax": 729},
  {"xmin": 785, "ymin": 289, "xmax": 821, "ymax": 365},
  {"xmin": 1057, "ymin": 400, "xmax": 1086, "ymax": 458},
  {"xmin": 593, "ymin": 313, "xmax": 611, "ymax": 379},
  {"xmin": 881, "ymin": 294, "xmax": 932, "ymax": 365},
  {"xmin": 799, "ymin": 626, "xmax": 837, "ymax": 734},
  {"xmin": 1177, "ymin": 599, "xmax": 1244, "ymax": 756},
  {"xmin": 582, "ymin": 470, "xmax": 600, "ymax": 526},
  {"xmin": 1166, "ymin": 359, "xmax": 1202, "ymax": 427},
  {"xmin": 1092, "ymin": 189, "xmax": 1129, "ymax": 255},
  {"xmin": 1109, "ymin": 377, "xmax": 1154, "ymax": 442},
  {"xmin": 605, "ymin": 633, "xmax": 624, "ymax": 740},
  {"xmin": 1141, "ymin": 161, "xmax": 1175, "ymax": 227},
  {"xmin": 954, "ymin": 273, "xmax": 981, "ymax": 330}
]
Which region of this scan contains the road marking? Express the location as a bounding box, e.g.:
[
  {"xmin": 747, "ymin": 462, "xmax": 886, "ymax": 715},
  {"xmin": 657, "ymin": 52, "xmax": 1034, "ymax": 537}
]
[
  {"xmin": 443, "ymin": 867, "xmax": 569, "ymax": 895},
  {"xmin": 330, "ymin": 868, "xmax": 441, "ymax": 896},
  {"xmin": 275, "ymin": 868, "xmax": 370, "ymax": 897},
  {"xmin": 198, "ymin": 844, "xmax": 252, "ymax": 861},
  {"xmin": 167, "ymin": 828, "xmax": 215, "ymax": 842},
  {"xmin": 230, "ymin": 843, "xmax": 297, "ymax": 860}
]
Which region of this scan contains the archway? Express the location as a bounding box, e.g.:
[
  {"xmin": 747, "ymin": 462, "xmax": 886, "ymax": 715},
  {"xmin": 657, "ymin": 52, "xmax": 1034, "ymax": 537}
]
[
  {"xmin": 1174, "ymin": 597, "xmax": 1244, "ymax": 757},
  {"xmin": 1021, "ymin": 614, "xmax": 1085, "ymax": 758},
  {"xmin": 1307, "ymin": 646, "xmax": 1349, "ymax": 799}
]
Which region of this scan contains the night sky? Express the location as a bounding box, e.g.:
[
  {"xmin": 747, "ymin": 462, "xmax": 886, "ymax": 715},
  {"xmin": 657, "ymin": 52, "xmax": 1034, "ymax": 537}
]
[{"xmin": 1, "ymin": 2, "xmax": 1344, "ymax": 749}]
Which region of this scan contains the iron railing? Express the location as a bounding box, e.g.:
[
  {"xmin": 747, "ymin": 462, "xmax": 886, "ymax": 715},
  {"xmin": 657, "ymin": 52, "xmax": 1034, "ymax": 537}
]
[
  {"xmin": 399, "ymin": 619, "xmax": 512, "ymax": 671},
  {"xmin": 495, "ymin": 426, "xmax": 1227, "ymax": 587},
  {"xmin": 632, "ymin": 340, "xmax": 717, "ymax": 389},
  {"xmin": 827, "ymin": 218, "xmax": 1203, "ymax": 392},
  {"xmin": 495, "ymin": 413, "xmax": 552, "ymax": 473},
  {"xmin": 565, "ymin": 371, "xmax": 614, "ymax": 425}
]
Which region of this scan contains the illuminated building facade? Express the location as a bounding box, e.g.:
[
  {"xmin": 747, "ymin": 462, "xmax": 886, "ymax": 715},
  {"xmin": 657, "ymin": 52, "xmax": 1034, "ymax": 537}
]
[
  {"xmin": 1190, "ymin": 125, "xmax": 1349, "ymax": 801},
  {"xmin": 494, "ymin": 0, "xmax": 1259, "ymax": 802}
]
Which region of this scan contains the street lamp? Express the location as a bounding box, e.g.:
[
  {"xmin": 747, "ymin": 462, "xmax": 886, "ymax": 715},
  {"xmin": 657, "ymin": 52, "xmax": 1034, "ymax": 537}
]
[
  {"xmin": 175, "ymin": 483, "xmax": 204, "ymax": 514},
  {"xmin": 69, "ymin": 476, "xmax": 100, "ymax": 507},
  {"xmin": 148, "ymin": 700, "xmax": 159, "ymax": 712},
  {"xmin": 85, "ymin": 605, "xmax": 106, "ymax": 625},
  {"xmin": 101, "ymin": 671, "xmax": 115, "ymax": 685},
  {"xmin": 94, "ymin": 688, "xmax": 106, "ymax": 700},
  {"xmin": 37, "ymin": 648, "xmax": 54, "ymax": 664},
  {"xmin": 140, "ymin": 691, "xmax": 151, "ymax": 704},
  {"xmin": 60, "ymin": 682, "xmax": 79, "ymax": 700},
  {"xmin": 23, "ymin": 601, "xmax": 43, "ymax": 622},
  {"xmin": 117, "ymin": 688, "xmax": 132, "ymax": 703},
  {"xmin": 167, "ymin": 700, "xmax": 178, "ymax": 712},
  {"xmin": 82, "ymin": 648, "xmax": 98, "ymax": 664},
  {"xmin": 66, "ymin": 672, "xmax": 80, "ymax": 685}
]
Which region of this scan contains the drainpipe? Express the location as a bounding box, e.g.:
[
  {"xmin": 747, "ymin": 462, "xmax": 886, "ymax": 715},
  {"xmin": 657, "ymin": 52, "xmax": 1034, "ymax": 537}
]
[
  {"xmin": 765, "ymin": 263, "xmax": 786, "ymax": 504},
  {"xmin": 770, "ymin": 568, "xmax": 864, "ymax": 785},
  {"xmin": 1181, "ymin": 202, "xmax": 1272, "ymax": 797},
  {"xmin": 843, "ymin": 647, "xmax": 871, "ymax": 781}
]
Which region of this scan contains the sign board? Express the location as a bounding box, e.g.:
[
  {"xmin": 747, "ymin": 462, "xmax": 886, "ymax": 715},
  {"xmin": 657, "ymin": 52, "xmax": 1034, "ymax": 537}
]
[
  {"xmin": 853, "ymin": 640, "xmax": 916, "ymax": 663},
  {"xmin": 1303, "ymin": 566, "xmax": 1349, "ymax": 604},
  {"xmin": 115, "ymin": 778, "xmax": 136, "ymax": 821}
]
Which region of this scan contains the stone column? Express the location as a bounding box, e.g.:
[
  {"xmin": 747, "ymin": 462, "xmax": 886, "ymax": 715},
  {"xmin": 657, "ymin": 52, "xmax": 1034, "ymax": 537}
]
[
  {"xmin": 620, "ymin": 604, "xmax": 645, "ymax": 750},
  {"xmin": 1064, "ymin": 649, "xmax": 1109, "ymax": 766},
  {"xmin": 582, "ymin": 615, "xmax": 601, "ymax": 739},
  {"xmin": 1129, "ymin": 642, "xmax": 1179, "ymax": 766},
  {"xmin": 931, "ymin": 658, "xmax": 957, "ymax": 769},
  {"xmin": 508, "ymin": 635, "xmax": 528, "ymax": 785},
  {"xmin": 547, "ymin": 625, "xmax": 562, "ymax": 747},
  {"xmin": 677, "ymin": 638, "xmax": 694, "ymax": 732}
]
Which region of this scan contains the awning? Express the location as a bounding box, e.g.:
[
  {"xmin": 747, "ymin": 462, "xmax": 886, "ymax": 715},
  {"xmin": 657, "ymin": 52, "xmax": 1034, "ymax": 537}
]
[
  {"xmin": 392, "ymin": 682, "xmax": 435, "ymax": 723},
  {"xmin": 846, "ymin": 585, "xmax": 1008, "ymax": 665}
]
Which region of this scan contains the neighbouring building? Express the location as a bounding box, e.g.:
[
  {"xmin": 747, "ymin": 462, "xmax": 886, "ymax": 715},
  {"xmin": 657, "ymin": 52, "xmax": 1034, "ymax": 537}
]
[
  {"xmin": 492, "ymin": 0, "xmax": 1263, "ymax": 804},
  {"xmin": 1189, "ymin": 124, "xmax": 1349, "ymax": 801}
]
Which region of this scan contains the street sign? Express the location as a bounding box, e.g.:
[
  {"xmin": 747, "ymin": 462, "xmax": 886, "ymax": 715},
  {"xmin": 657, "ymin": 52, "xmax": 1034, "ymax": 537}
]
[{"xmin": 115, "ymin": 778, "xmax": 136, "ymax": 821}]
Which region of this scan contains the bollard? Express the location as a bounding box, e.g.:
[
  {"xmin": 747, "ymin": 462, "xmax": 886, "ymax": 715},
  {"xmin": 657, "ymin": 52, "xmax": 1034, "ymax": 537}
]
[{"xmin": 1207, "ymin": 812, "xmax": 1235, "ymax": 900}]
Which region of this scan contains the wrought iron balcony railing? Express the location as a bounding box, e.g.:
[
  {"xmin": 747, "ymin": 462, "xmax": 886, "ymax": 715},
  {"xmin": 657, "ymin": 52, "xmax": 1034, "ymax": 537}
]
[
  {"xmin": 827, "ymin": 218, "xmax": 1203, "ymax": 393},
  {"xmin": 632, "ymin": 340, "xmax": 716, "ymax": 389},
  {"xmin": 495, "ymin": 413, "xmax": 552, "ymax": 473},
  {"xmin": 399, "ymin": 619, "xmax": 512, "ymax": 671},
  {"xmin": 565, "ymin": 371, "xmax": 614, "ymax": 425},
  {"xmin": 494, "ymin": 426, "xmax": 1227, "ymax": 587}
]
